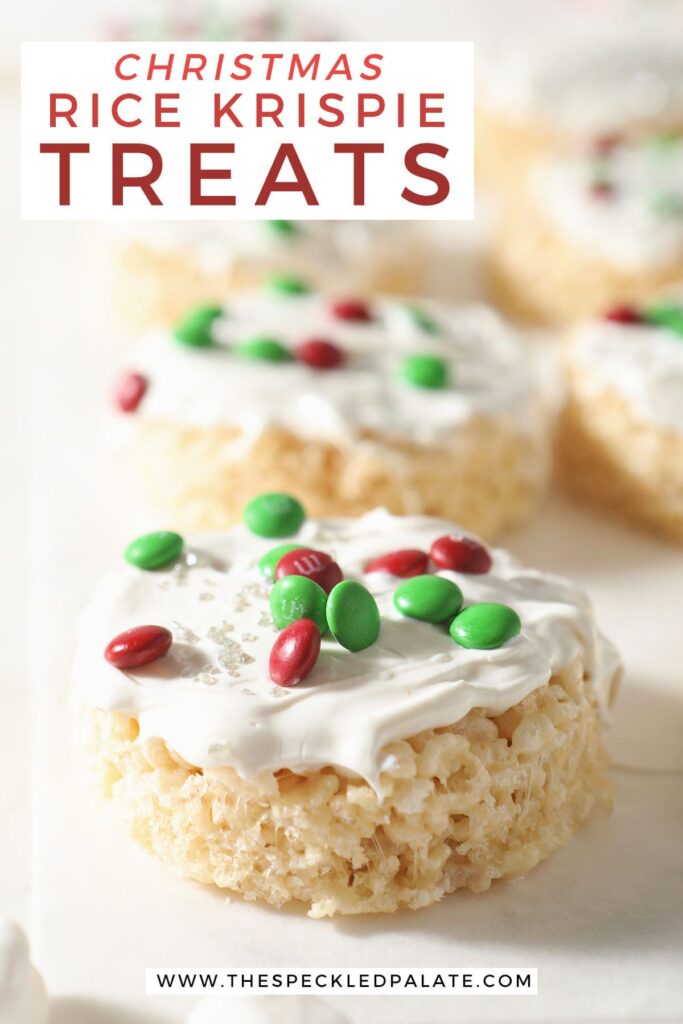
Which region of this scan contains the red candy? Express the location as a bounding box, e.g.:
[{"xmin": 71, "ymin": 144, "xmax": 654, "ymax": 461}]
[
  {"xmin": 330, "ymin": 299, "xmax": 372, "ymax": 323},
  {"xmin": 269, "ymin": 618, "xmax": 321, "ymax": 687},
  {"xmin": 591, "ymin": 134, "xmax": 621, "ymax": 157},
  {"xmin": 430, "ymin": 535, "xmax": 492, "ymax": 575},
  {"xmin": 590, "ymin": 181, "xmax": 616, "ymax": 200},
  {"xmin": 602, "ymin": 304, "xmax": 643, "ymax": 325},
  {"xmin": 104, "ymin": 625, "xmax": 173, "ymax": 669},
  {"xmin": 275, "ymin": 547, "xmax": 343, "ymax": 594},
  {"xmin": 365, "ymin": 549, "xmax": 429, "ymax": 578},
  {"xmin": 295, "ymin": 338, "xmax": 346, "ymax": 370},
  {"xmin": 115, "ymin": 371, "xmax": 148, "ymax": 413}
]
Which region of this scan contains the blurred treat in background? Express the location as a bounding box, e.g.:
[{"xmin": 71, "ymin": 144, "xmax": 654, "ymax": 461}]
[
  {"xmin": 101, "ymin": 0, "xmax": 336, "ymax": 42},
  {"xmin": 476, "ymin": 3, "xmax": 683, "ymax": 190},
  {"xmin": 111, "ymin": 284, "xmax": 549, "ymax": 536},
  {"xmin": 102, "ymin": 1, "xmax": 421, "ymax": 327},
  {"xmin": 113, "ymin": 221, "xmax": 430, "ymax": 328},
  {"xmin": 98, "ymin": 1, "xmax": 432, "ymax": 323},
  {"xmin": 558, "ymin": 291, "xmax": 683, "ymax": 541},
  {"xmin": 489, "ymin": 131, "xmax": 683, "ymax": 324}
]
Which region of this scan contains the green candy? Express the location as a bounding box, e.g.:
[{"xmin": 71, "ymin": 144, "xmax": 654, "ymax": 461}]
[
  {"xmin": 643, "ymin": 301, "xmax": 683, "ymax": 336},
  {"xmin": 650, "ymin": 193, "xmax": 683, "ymax": 217},
  {"xmin": 258, "ymin": 543, "xmax": 302, "ymax": 581},
  {"xmin": 648, "ymin": 131, "xmax": 681, "ymax": 154},
  {"xmin": 270, "ymin": 575, "xmax": 328, "ymax": 633},
  {"xmin": 406, "ymin": 304, "xmax": 439, "ymax": 334},
  {"xmin": 173, "ymin": 304, "xmax": 222, "ymax": 347},
  {"xmin": 450, "ymin": 602, "xmax": 521, "ymax": 650},
  {"xmin": 267, "ymin": 219, "xmax": 299, "ymax": 236},
  {"xmin": 236, "ymin": 337, "xmax": 293, "ymax": 362},
  {"xmin": 393, "ymin": 574, "xmax": 463, "ymax": 624},
  {"xmin": 399, "ymin": 353, "xmax": 448, "ymax": 389},
  {"xmin": 124, "ymin": 530, "xmax": 184, "ymax": 570},
  {"xmin": 268, "ymin": 272, "xmax": 310, "ymax": 295},
  {"xmin": 326, "ymin": 580, "xmax": 380, "ymax": 652},
  {"xmin": 244, "ymin": 492, "xmax": 306, "ymax": 538}
]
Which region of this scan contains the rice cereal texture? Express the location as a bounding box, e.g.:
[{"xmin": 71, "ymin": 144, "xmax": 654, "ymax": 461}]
[
  {"xmin": 113, "ymin": 239, "xmax": 426, "ymax": 329},
  {"xmin": 83, "ymin": 661, "xmax": 611, "ymax": 918},
  {"xmin": 488, "ymin": 181, "xmax": 683, "ymax": 326},
  {"xmin": 559, "ymin": 366, "xmax": 683, "ymax": 541},
  {"xmin": 476, "ymin": 101, "xmax": 560, "ymax": 193},
  {"xmin": 123, "ymin": 417, "xmax": 545, "ymax": 537}
]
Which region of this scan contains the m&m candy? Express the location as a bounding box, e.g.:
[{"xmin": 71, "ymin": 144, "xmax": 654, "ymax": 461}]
[
  {"xmin": 269, "ymin": 618, "xmax": 321, "ymax": 688},
  {"xmin": 430, "ymin": 535, "xmax": 492, "ymax": 574},
  {"xmin": 400, "ymin": 354, "xmax": 448, "ymax": 390},
  {"xmin": 326, "ymin": 581, "xmax": 380, "ymax": 652},
  {"xmin": 125, "ymin": 531, "xmax": 184, "ymax": 570},
  {"xmin": 295, "ymin": 338, "xmax": 345, "ymax": 369},
  {"xmin": 115, "ymin": 371, "xmax": 148, "ymax": 413},
  {"xmin": 105, "ymin": 625, "xmax": 173, "ymax": 669},
  {"xmin": 275, "ymin": 548, "xmax": 343, "ymax": 595},
  {"xmin": 393, "ymin": 575, "xmax": 463, "ymax": 624},
  {"xmin": 244, "ymin": 493, "xmax": 306, "ymax": 538},
  {"xmin": 330, "ymin": 299, "xmax": 372, "ymax": 323},
  {"xmin": 365, "ymin": 549, "xmax": 429, "ymax": 578},
  {"xmin": 450, "ymin": 603, "xmax": 521, "ymax": 650},
  {"xmin": 269, "ymin": 575, "xmax": 328, "ymax": 633}
]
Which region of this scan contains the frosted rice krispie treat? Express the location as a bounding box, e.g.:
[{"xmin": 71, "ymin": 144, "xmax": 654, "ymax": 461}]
[
  {"xmin": 112, "ymin": 282, "xmax": 548, "ymax": 536},
  {"xmin": 477, "ymin": 29, "xmax": 683, "ymax": 189},
  {"xmin": 75, "ymin": 505, "xmax": 621, "ymax": 917},
  {"xmin": 491, "ymin": 132, "xmax": 683, "ymax": 324},
  {"xmin": 559, "ymin": 296, "xmax": 683, "ymax": 540},
  {"xmin": 113, "ymin": 221, "xmax": 429, "ymax": 327}
]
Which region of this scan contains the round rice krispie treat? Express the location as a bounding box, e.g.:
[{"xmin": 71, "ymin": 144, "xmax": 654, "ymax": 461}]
[
  {"xmin": 75, "ymin": 506, "xmax": 621, "ymax": 918},
  {"xmin": 477, "ymin": 27, "xmax": 683, "ymax": 190},
  {"xmin": 113, "ymin": 221, "xmax": 429, "ymax": 327},
  {"xmin": 490, "ymin": 132, "xmax": 683, "ymax": 324},
  {"xmin": 559, "ymin": 296, "xmax": 683, "ymax": 540},
  {"xmin": 112, "ymin": 282, "xmax": 548, "ymax": 536}
]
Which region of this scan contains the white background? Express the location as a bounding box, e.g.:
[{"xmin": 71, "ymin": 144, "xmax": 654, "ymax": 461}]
[{"xmin": 2, "ymin": 1, "xmax": 683, "ymax": 1023}]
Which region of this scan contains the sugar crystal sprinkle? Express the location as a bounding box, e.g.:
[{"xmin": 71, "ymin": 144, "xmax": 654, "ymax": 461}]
[
  {"xmin": 171, "ymin": 622, "xmax": 200, "ymax": 645},
  {"xmin": 196, "ymin": 672, "xmax": 219, "ymax": 687},
  {"xmin": 207, "ymin": 622, "xmax": 235, "ymax": 642}
]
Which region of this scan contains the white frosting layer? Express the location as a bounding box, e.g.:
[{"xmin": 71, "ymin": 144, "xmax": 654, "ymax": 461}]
[
  {"xmin": 122, "ymin": 290, "xmax": 544, "ymax": 452},
  {"xmin": 570, "ymin": 305, "xmax": 683, "ymax": 434},
  {"xmin": 116, "ymin": 220, "xmax": 420, "ymax": 282},
  {"xmin": 74, "ymin": 511, "xmax": 620, "ymax": 790},
  {"xmin": 188, "ymin": 995, "xmax": 347, "ymax": 1024},
  {"xmin": 533, "ymin": 136, "xmax": 683, "ymax": 270},
  {"xmin": 0, "ymin": 923, "xmax": 48, "ymax": 1024},
  {"xmin": 481, "ymin": 31, "xmax": 683, "ymax": 134}
]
